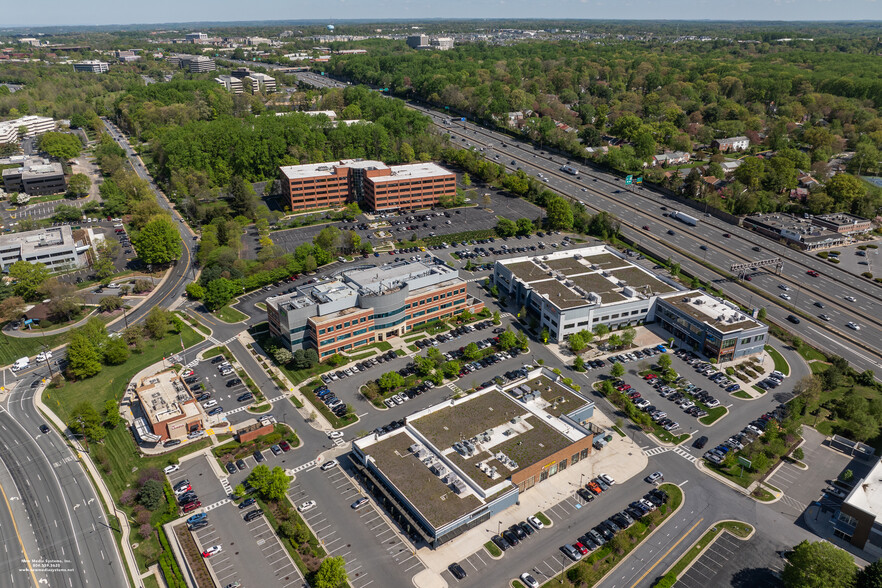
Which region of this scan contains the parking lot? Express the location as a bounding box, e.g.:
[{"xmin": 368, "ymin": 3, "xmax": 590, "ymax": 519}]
[
  {"xmin": 290, "ymin": 457, "xmax": 425, "ymax": 588},
  {"xmin": 817, "ymin": 241, "xmax": 882, "ymax": 279},
  {"xmin": 674, "ymin": 529, "xmax": 786, "ymax": 588},
  {"xmin": 166, "ymin": 454, "xmax": 230, "ymax": 514},
  {"xmin": 190, "ymin": 501, "xmax": 304, "ymax": 588},
  {"xmin": 766, "ymin": 427, "xmax": 869, "ymax": 519},
  {"xmin": 183, "ymin": 355, "xmax": 261, "ymax": 428}
]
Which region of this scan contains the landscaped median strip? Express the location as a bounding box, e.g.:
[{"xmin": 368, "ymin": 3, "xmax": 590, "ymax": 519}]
[{"xmin": 652, "ymin": 521, "xmax": 754, "ymax": 588}]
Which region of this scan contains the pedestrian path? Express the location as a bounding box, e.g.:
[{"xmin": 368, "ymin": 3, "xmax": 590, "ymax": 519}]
[
  {"xmin": 642, "ymin": 444, "xmax": 698, "ymax": 463},
  {"xmin": 220, "ymin": 476, "xmax": 233, "ymax": 496},
  {"xmin": 203, "ymin": 498, "xmax": 230, "ymax": 512},
  {"xmin": 643, "ymin": 446, "xmax": 669, "ymax": 457},
  {"xmin": 290, "ymin": 460, "xmax": 316, "ymax": 474},
  {"xmin": 447, "ymin": 382, "xmax": 462, "ymax": 395},
  {"xmin": 671, "ymin": 446, "xmax": 698, "ymax": 463}
]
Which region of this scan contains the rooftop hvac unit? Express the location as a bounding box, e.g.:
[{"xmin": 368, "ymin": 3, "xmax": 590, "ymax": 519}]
[
  {"xmin": 452, "ymin": 479, "xmax": 467, "ymax": 494},
  {"xmin": 432, "ymin": 464, "xmax": 448, "ymax": 477},
  {"xmin": 510, "ymin": 461, "xmax": 518, "ymax": 470},
  {"xmin": 409, "ymin": 443, "xmax": 421, "ymax": 454},
  {"xmin": 489, "ymin": 466, "xmax": 497, "ymax": 476}
]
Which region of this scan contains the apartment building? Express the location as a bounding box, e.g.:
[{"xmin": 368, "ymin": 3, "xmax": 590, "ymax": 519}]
[
  {"xmin": 73, "ymin": 60, "xmax": 109, "ymax": 73},
  {"xmin": 266, "ymin": 258, "xmax": 484, "ymax": 357},
  {"xmin": 186, "ymin": 32, "xmax": 208, "ymax": 43},
  {"xmin": 711, "ymin": 136, "xmax": 750, "ymax": 152},
  {"xmin": 0, "ymin": 226, "xmax": 84, "ymax": 271}
]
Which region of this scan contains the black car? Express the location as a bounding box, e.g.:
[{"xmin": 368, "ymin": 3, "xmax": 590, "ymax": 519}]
[
  {"xmin": 39, "ymin": 424, "xmax": 50, "ymax": 434},
  {"xmin": 211, "ymin": 356, "xmax": 224, "ymax": 364},
  {"xmin": 519, "ymin": 521, "xmax": 535, "ymax": 537},
  {"xmin": 787, "ymin": 314, "xmax": 801, "ymax": 324},
  {"xmin": 188, "ymin": 520, "xmax": 209, "ymax": 531},
  {"xmin": 253, "ymin": 450, "xmax": 265, "ymax": 462},
  {"xmin": 238, "ymin": 497, "xmax": 256, "ymax": 509},
  {"xmin": 237, "ymin": 392, "xmax": 254, "ymax": 402},
  {"xmin": 491, "ymin": 534, "xmax": 509, "ymax": 552},
  {"xmin": 448, "ymin": 563, "xmax": 467, "ymax": 580},
  {"xmin": 693, "ymin": 435, "xmax": 708, "ymax": 449},
  {"xmin": 578, "ymin": 488, "xmax": 595, "ymax": 502},
  {"xmin": 244, "ymin": 509, "xmax": 264, "ymax": 522},
  {"xmin": 225, "ymin": 462, "xmax": 237, "ymax": 474},
  {"xmin": 226, "ymin": 378, "xmax": 242, "ymax": 387},
  {"xmin": 164, "ymin": 439, "xmax": 182, "ymax": 448},
  {"xmin": 510, "ymin": 524, "xmax": 527, "ymax": 541},
  {"xmin": 502, "ymin": 529, "xmax": 520, "ymax": 547}
]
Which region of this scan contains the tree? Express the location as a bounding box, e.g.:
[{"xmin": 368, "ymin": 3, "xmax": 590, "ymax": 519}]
[
  {"xmin": 94, "ymin": 240, "xmax": 120, "ymax": 280},
  {"xmin": 103, "ymin": 336, "xmax": 130, "ymax": 365},
  {"xmin": 203, "ymin": 278, "xmax": 240, "ymax": 311},
  {"xmin": 757, "ymin": 307, "xmax": 767, "ymax": 320},
  {"xmin": 574, "ymin": 356, "xmax": 585, "ymax": 371},
  {"xmin": 0, "ymin": 296, "xmax": 25, "ymax": 322},
  {"xmin": 8, "ymin": 261, "xmax": 50, "ymax": 301},
  {"xmin": 314, "ymin": 556, "xmax": 348, "ymax": 588},
  {"xmin": 103, "ymin": 398, "xmax": 121, "ymax": 429},
  {"xmin": 37, "ymin": 132, "xmax": 82, "ymax": 160},
  {"xmin": 621, "ymin": 327, "xmax": 636, "ymax": 348},
  {"xmin": 568, "ymin": 332, "xmax": 586, "ymax": 353},
  {"xmin": 66, "ymin": 333, "xmax": 103, "ymax": 379},
  {"xmin": 68, "ymin": 401, "xmax": 104, "ymax": 440},
  {"xmin": 515, "ymin": 218, "xmax": 534, "ymax": 236},
  {"xmin": 545, "ymin": 195, "xmax": 574, "ymax": 230},
  {"xmin": 45, "ymin": 278, "xmax": 82, "ymax": 321},
  {"xmin": 593, "ymin": 323, "xmax": 609, "ymax": 341},
  {"xmin": 841, "ymin": 469, "xmax": 854, "ymax": 483},
  {"xmin": 461, "ymin": 173, "xmax": 472, "ymax": 187},
  {"xmin": 497, "ymin": 330, "xmax": 517, "ymax": 350},
  {"xmin": 185, "ymin": 283, "xmax": 204, "ymax": 299},
  {"xmin": 378, "ymin": 371, "xmax": 404, "ymax": 391},
  {"xmin": 781, "ymin": 540, "xmax": 856, "ymax": 588},
  {"xmin": 399, "ymin": 142, "xmax": 415, "ymax": 163},
  {"xmin": 414, "ymin": 355, "xmax": 434, "ymax": 376},
  {"xmin": 246, "ymin": 465, "xmax": 292, "ymax": 501},
  {"xmin": 657, "ymin": 353, "xmax": 672, "ymax": 371},
  {"xmin": 492, "ymin": 311, "xmax": 500, "ymax": 325},
  {"xmin": 854, "ymin": 559, "xmax": 882, "ymax": 588},
  {"xmin": 462, "ymin": 342, "xmax": 481, "ymax": 361},
  {"xmin": 132, "ymin": 216, "xmax": 182, "ymax": 265},
  {"xmin": 826, "ymin": 173, "xmax": 866, "ymax": 208},
  {"xmin": 137, "ymin": 480, "xmax": 166, "ymax": 511},
  {"xmin": 610, "ymin": 362, "xmax": 625, "ymax": 378},
  {"xmin": 495, "ymin": 218, "xmax": 517, "ymax": 237},
  {"xmin": 228, "ymin": 176, "xmax": 257, "ymax": 219},
  {"xmin": 67, "ymin": 173, "xmax": 91, "ymax": 197}
]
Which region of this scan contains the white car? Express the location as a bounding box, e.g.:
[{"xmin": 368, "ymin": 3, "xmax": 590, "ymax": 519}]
[
  {"xmin": 520, "ymin": 573, "xmax": 540, "ymax": 588},
  {"xmin": 778, "ymin": 284, "xmax": 790, "ymax": 291},
  {"xmin": 527, "ymin": 515, "xmax": 544, "ymax": 530},
  {"xmin": 780, "ymin": 293, "xmax": 791, "ymax": 300},
  {"xmin": 328, "ymin": 431, "xmax": 344, "ymax": 439},
  {"xmin": 320, "ymin": 460, "xmax": 338, "ymax": 471},
  {"xmin": 181, "ymin": 369, "xmax": 194, "ymax": 377},
  {"xmin": 645, "ymin": 471, "xmax": 664, "ymax": 484},
  {"xmin": 847, "ymin": 322, "xmax": 861, "ymax": 331},
  {"xmin": 298, "ymin": 500, "xmax": 317, "ymax": 513},
  {"xmin": 599, "ymin": 473, "xmax": 615, "ymax": 486},
  {"xmin": 845, "ymin": 296, "xmax": 857, "ymax": 302},
  {"xmin": 163, "ymin": 464, "xmax": 180, "ymax": 474},
  {"xmin": 35, "ymin": 351, "xmax": 53, "ymax": 362},
  {"xmin": 202, "ymin": 545, "xmax": 222, "ymax": 558}
]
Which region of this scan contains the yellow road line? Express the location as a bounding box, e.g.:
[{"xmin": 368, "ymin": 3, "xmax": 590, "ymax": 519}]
[
  {"xmin": 630, "ymin": 517, "xmax": 704, "ymax": 588},
  {"xmin": 0, "ymin": 479, "xmax": 39, "ymax": 587}
]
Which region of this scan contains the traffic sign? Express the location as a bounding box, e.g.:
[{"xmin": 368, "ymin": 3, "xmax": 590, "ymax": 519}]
[
  {"xmin": 625, "ymin": 175, "xmax": 633, "ymax": 185},
  {"xmin": 738, "ymin": 456, "xmax": 752, "ymax": 468},
  {"xmin": 461, "ymin": 117, "xmax": 466, "ymax": 122},
  {"xmin": 635, "ymin": 176, "xmax": 643, "ymax": 184}
]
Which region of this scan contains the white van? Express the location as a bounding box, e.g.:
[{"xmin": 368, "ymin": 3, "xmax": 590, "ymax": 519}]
[{"xmin": 11, "ymin": 357, "xmax": 29, "ymax": 372}]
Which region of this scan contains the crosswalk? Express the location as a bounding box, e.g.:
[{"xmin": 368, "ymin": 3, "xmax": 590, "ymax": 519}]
[
  {"xmin": 203, "ymin": 498, "xmax": 230, "ymax": 512},
  {"xmin": 447, "ymin": 382, "xmax": 463, "ymax": 395},
  {"xmin": 641, "ymin": 445, "xmax": 698, "ymax": 463},
  {"xmin": 289, "ymin": 460, "xmax": 316, "ymax": 474},
  {"xmin": 220, "ymin": 477, "xmax": 233, "ymax": 496}
]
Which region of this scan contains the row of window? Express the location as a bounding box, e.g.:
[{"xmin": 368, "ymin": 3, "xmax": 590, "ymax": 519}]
[{"xmin": 319, "ymin": 315, "xmax": 370, "ymax": 334}]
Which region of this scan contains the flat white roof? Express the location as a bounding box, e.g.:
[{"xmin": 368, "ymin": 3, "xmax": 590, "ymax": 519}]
[
  {"xmin": 279, "ymin": 159, "xmax": 386, "ymax": 180},
  {"xmin": 368, "ymin": 162, "xmax": 453, "ymax": 183}
]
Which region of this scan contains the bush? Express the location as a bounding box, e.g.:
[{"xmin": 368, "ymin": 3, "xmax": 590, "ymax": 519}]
[
  {"xmin": 862, "ymin": 272, "xmax": 873, "ymax": 279},
  {"xmin": 793, "ymin": 447, "xmax": 804, "ymax": 461},
  {"xmin": 137, "ymin": 479, "xmax": 165, "ymax": 510},
  {"xmin": 139, "ymin": 523, "xmax": 153, "ymax": 540},
  {"xmin": 817, "ymin": 251, "xmax": 829, "ymax": 259}
]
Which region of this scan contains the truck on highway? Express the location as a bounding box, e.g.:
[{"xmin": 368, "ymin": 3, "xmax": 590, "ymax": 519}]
[
  {"xmin": 669, "ymin": 210, "xmax": 698, "ymax": 226},
  {"xmin": 560, "ymin": 164, "xmax": 579, "ymax": 176}
]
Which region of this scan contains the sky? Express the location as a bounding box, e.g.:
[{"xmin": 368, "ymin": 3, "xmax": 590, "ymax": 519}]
[{"xmin": 5, "ymin": 0, "xmax": 881, "ymax": 27}]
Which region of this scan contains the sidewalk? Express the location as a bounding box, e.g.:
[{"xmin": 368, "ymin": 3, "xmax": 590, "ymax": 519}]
[{"xmin": 34, "ymin": 385, "xmax": 143, "ymax": 588}]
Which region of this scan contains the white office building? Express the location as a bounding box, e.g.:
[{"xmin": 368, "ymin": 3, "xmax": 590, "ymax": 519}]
[{"xmin": 0, "ymin": 226, "xmax": 86, "ymax": 271}]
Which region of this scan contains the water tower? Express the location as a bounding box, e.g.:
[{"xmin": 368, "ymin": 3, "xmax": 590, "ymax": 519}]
[{"xmin": 327, "ymin": 24, "xmax": 335, "ymax": 32}]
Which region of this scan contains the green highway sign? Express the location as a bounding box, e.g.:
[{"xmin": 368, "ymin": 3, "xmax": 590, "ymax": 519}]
[
  {"xmin": 635, "ymin": 176, "xmax": 643, "ymax": 184},
  {"xmin": 738, "ymin": 456, "xmax": 752, "ymax": 468},
  {"xmin": 625, "ymin": 175, "xmax": 633, "ymax": 185}
]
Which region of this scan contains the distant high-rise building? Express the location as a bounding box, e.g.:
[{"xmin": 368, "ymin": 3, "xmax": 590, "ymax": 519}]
[
  {"xmin": 406, "ymin": 34, "xmax": 429, "ymax": 49},
  {"xmin": 432, "ymin": 37, "xmax": 454, "ymax": 50},
  {"xmin": 171, "ymin": 55, "xmax": 216, "ymax": 73},
  {"xmin": 185, "ymin": 32, "xmax": 208, "ymax": 43}
]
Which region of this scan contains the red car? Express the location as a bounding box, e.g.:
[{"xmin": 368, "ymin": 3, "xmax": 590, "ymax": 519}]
[
  {"xmin": 643, "ymin": 374, "xmax": 657, "ymax": 380},
  {"xmin": 629, "ymin": 392, "xmax": 641, "ymax": 400},
  {"xmin": 182, "ymin": 501, "xmax": 202, "ymax": 513},
  {"xmin": 279, "ymin": 440, "xmax": 291, "ymax": 452},
  {"xmin": 642, "ymin": 225, "xmax": 650, "ymax": 230},
  {"xmin": 616, "ymin": 384, "xmax": 632, "ymax": 391},
  {"xmin": 574, "ymin": 542, "xmax": 588, "ymax": 555},
  {"xmin": 807, "ymin": 270, "xmax": 820, "ymax": 277}
]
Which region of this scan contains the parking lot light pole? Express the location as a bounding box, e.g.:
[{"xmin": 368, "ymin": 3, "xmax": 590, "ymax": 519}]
[{"xmin": 497, "ymin": 521, "xmax": 502, "ymax": 536}]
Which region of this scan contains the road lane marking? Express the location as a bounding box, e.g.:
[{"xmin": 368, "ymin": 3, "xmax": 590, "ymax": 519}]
[
  {"xmin": 629, "ymin": 517, "xmax": 704, "ymax": 588},
  {"xmin": 0, "ymin": 479, "xmax": 38, "ymax": 588}
]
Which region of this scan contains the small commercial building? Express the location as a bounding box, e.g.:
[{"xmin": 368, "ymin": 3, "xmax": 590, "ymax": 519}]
[
  {"xmin": 834, "ymin": 459, "xmax": 882, "ymax": 557},
  {"xmin": 73, "ymin": 60, "xmax": 109, "ymax": 73},
  {"xmin": 235, "ymin": 418, "xmax": 274, "ymax": 443},
  {"xmin": 743, "ymin": 213, "xmax": 845, "ymax": 251},
  {"xmin": 134, "ymin": 370, "xmax": 203, "ymax": 441},
  {"xmin": 811, "ymin": 213, "xmax": 873, "ymax": 236},
  {"xmin": 351, "ymin": 368, "xmax": 596, "ymax": 547},
  {"xmin": 267, "ymin": 257, "xmax": 484, "ymax": 356},
  {"xmin": 0, "ymin": 226, "xmax": 84, "ymax": 271}
]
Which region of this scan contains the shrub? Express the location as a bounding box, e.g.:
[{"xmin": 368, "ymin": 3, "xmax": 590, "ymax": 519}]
[
  {"xmin": 793, "ymin": 447, "xmax": 804, "ymax": 461},
  {"xmin": 816, "ymin": 251, "xmax": 829, "ymax": 259},
  {"xmin": 119, "ymin": 488, "xmax": 137, "ymax": 506},
  {"xmin": 139, "ymin": 523, "xmax": 153, "ymax": 540},
  {"xmin": 862, "ymin": 272, "xmax": 873, "ymax": 279},
  {"xmin": 137, "ymin": 479, "xmax": 165, "ymax": 511}
]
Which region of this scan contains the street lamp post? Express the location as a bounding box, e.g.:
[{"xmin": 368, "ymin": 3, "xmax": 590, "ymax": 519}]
[
  {"xmin": 122, "ymin": 306, "xmax": 129, "ymax": 329},
  {"xmin": 497, "ymin": 521, "xmax": 502, "ymax": 536},
  {"xmin": 42, "ymin": 345, "xmax": 53, "ymax": 379}
]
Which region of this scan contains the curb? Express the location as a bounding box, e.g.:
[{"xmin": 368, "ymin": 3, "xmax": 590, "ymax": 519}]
[
  {"xmin": 697, "ymin": 406, "xmax": 729, "ymax": 428},
  {"xmin": 659, "ymin": 520, "xmax": 755, "ymax": 580}
]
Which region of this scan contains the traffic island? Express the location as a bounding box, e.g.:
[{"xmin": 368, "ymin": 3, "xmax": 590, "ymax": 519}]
[{"xmin": 654, "ymin": 520, "xmax": 754, "ymax": 587}]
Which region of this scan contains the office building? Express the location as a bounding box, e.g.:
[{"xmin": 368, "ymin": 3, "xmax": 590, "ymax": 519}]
[
  {"xmin": 245, "ymin": 72, "xmax": 276, "ymax": 93},
  {"xmin": 186, "ymin": 32, "xmax": 208, "ymax": 43},
  {"xmin": 811, "ymin": 213, "xmax": 873, "ymax": 236},
  {"xmin": 2, "ymin": 160, "xmax": 66, "ymax": 196},
  {"xmin": 407, "ymin": 34, "xmax": 454, "ymax": 51},
  {"xmin": 73, "ymin": 60, "xmax": 109, "ymax": 73},
  {"xmin": 743, "ymin": 213, "xmax": 845, "ymax": 251},
  {"xmin": 493, "ymin": 246, "xmax": 767, "ymax": 362},
  {"xmin": 834, "ymin": 458, "xmax": 882, "ymax": 557},
  {"xmin": 266, "ymin": 258, "xmax": 484, "ymax": 357},
  {"xmin": 351, "ymin": 367, "xmax": 597, "ymax": 547},
  {"xmin": 431, "ymin": 37, "xmax": 455, "ymax": 50},
  {"xmin": 171, "ymin": 55, "xmax": 216, "ymax": 73},
  {"xmin": 0, "ymin": 226, "xmax": 85, "ymax": 271},
  {"xmin": 406, "ymin": 34, "xmax": 429, "ymax": 49},
  {"xmin": 0, "ymin": 116, "xmax": 55, "ymax": 144},
  {"xmin": 114, "ymin": 50, "xmax": 141, "ymax": 63},
  {"xmin": 133, "ymin": 370, "xmax": 203, "ymax": 442},
  {"xmin": 215, "ymin": 75, "xmax": 243, "ymax": 94},
  {"xmin": 279, "ymin": 159, "xmax": 456, "ymax": 212}
]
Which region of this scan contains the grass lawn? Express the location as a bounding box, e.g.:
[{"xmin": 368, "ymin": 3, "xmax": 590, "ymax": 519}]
[
  {"xmin": 699, "ymin": 406, "xmax": 728, "ymax": 426},
  {"xmin": 752, "ymin": 385, "xmax": 767, "ymax": 395},
  {"xmin": 612, "ymin": 425, "xmax": 626, "ymax": 437},
  {"xmin": 535, "ymin": 512, "xmax": 552, "ymax": 526},
  {"xmin": 810, "ymin": 362, "xmax": 830, "ymax": 374},
  {"xmin": 214, "ymin": 305, "xmax": 248, "ymax": 323},
  {"xmin": 44, "ymin": 324, "xmax": 204, "ymax": 424},
  {"xmin": 798, "ymin": 345, "xmax": 827, "ymax": 362},
  {"xmin": 652, "ymin": 424, "xmax": 689, "ymax": 445},
  {"xmin": 764, "ymin": 345, "xmax": 790, "ymax": 376},
  {"xmin": 202, "ymin": 346, "xmax": 225, "ymax": 359},
  {"xmin": 344, "ymin": 350, "xmax": 377, "ymax": 362},
  {"xmin": 660, "ymin": 521, "xmax": 753, "ymax": 584},
  {"xmin": 546, "ymin": 484, "xmax": 682, "ymax": 587},
  {"xmin": 0, "ymin": 330, "xmax": 69, "ymax": 366},
  {"xmin": 733, "ymin": 391, "xmax": 752, "ymax": 399},
  {"xmin": 141, "ymin": 572, "xmax": 160, "ymax": 588},
  {"xmin": 484, "ymin": 540, "xmax": 502, "ymax": 557}
]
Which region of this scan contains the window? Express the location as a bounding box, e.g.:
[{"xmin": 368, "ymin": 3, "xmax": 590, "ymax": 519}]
[
  {"xmin": 571, "ymin": 453, "xmax": 580, "ymax": 465},
  {"xmin": 580, "ymin": 448, "xmax": 589, "ymax": 459},
  {"xmin": 611, "ymin": 314, "xmax": 620, "ymax": 319},
  {"xmin": 839, "ymin": 512, "xmax": 858, "ymax": 527}
]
